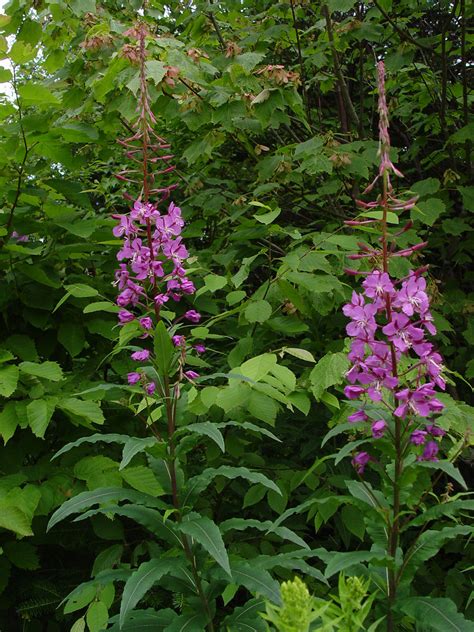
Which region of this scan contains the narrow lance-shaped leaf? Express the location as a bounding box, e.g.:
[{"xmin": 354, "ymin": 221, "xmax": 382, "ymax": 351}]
[
  {"xmin": 120, "ymin": 559, "xmax": 177, "ymax": 627},
  {"xmin": 178, "ymin": 514, "xmax": 231, "ymax": 576}
]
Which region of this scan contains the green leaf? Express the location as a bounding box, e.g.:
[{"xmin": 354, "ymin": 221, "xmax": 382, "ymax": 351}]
[
  {"xmin": 254, "ymin": 209, "xmax": 281, "ymax": 225},
  {"xmin": 26, "ymin": 399, "xmax": 55, "ymax": 438},
  {"xmin": 3, "ymin": 541, "xmax": 39, "ymax": 570},
  {"xmin": 83, "ymin": 302, "xmax": 119, "ymax": 314},
  {"xmin": 240, "ymin": 354, "xmax": 277, "ymax": 381},
  {"xmin": 76, "ymin": 505, "xmax": 179, "ymax": 547},
  {"xmin": 412, "ymin": 198, "xmax": 446, "ymax": 226},
  {"xmin": 402, "ymin": 526, "xmax": 471, "ymax": 583},
  {"xmin": 416, "ymin": 460, "xmax": 467, "ymax": 490},
  {"xmin": 58, "ymin": 122, "xmax": 99, "ymax": 142},
  {"xmin": 18, "ymin": 83, "xmax": 60, "ymax": 106},
  {"xmin": 9, "ymin": 41, "xmax": 36, "ymax": 63},
  {"xmin": 220, "ymin": 518, "xmax": 308, "ymax": 550},
  {"xmin": 120, "ymin": 437, "xmax": 160, "ymax": 470},
  {"xmin": 53, "ymin": 433, "xmax": 133, "ymax": 459},
  {"xmin": 154, "ymin": 320, "xmax": 174, "ymax": 375},
  {"xmin": 310, "ymin": 352, "xmax": 350, "ymax": 400},
  {"xmin": 398, "ymin": 596, "xmax": 474, "ymax": 631},
  {"xmin": 223, "ymin": 599, "xmax": 266, "ymax": 632},
  {"xmin": 47, "ymin": 487, "xmax": 165, "ymax": 531},
  {"xmin": 58, "ymin": 322, "xmax": 86, "ymax": 357},
  {"xmin": 234, "ymin": 52, "xmax": 265, "ymax": 72},
  {"xmin": 412, "ymin": 178, "xmax": 440, "ymax": 197},
  {"xmin": 145, "ymin": 60, "xmax": 166, "ymax": 84},
  {"xmin": 184, "ymin": 466, "xmax": 281, "ymax": 506},
  {"xmin": 0, "ymin": 505, "xmax": 33, "ymax": 537},
  {"xmin": 121, "ymin": 466, "xmax": 164, "ymax": 496},
  {"xmin": 360, "ymin": 210, "xmax": 399, "ymax": 224},
  {"xmin": 346, "ymin": 480, "xmax": 389, "ymax": 509},
  {"xmin": 323, "ymin": 550, "xmax": 386, "ymax": 578},
  {"xmin": 70, "ymin": 618, "xmax": 86, "ymax": 632},
  {"xmin": 164, "ymin": 613, "xmax": 208, "ymax": 632},
  {"xmin": 204, "ymin": 274, "xmax": 227, "ymax": 292},
  {"xmin": 245, "ymin": 300, "xmax": 272, "ymax": 323},
  {"xmin": 58, "ymin": 398, "xmax": 104, "ymax": 424},
  {"xmin": 0, "ymin": 402, "xmax": 18, "ymax": 444},
  {"xmin": 0, "ymin": 365, "xmax": 19, "ymax": 397},
  {"xmin": 19, "ymin": 361, "xmax": 63, "ymax": 381},
  {"xmin": 179, "ymin": 514, "xmax": 231, "ymax": 576},
  {"xmin": 119, "ymin": 559, "xmax": 177, "ymax": 628},
  {"xmin": 65, "ymin": 283, "xmax": 99, "ymax": 298},
  {"xmin": 248, "ymin": 390, "xmax": 279, "ymax": 425},
  {"xmin": 183, "ymin": 422, "xmax": 225, "ymax": 452},
  {"xmin": 86, "ymin": 601, "xmax": 108, "ymax": 632},
  {"xmin": 283, "ymin": 347, "xmax": 316, "ymax": 363},
  {"xmin": 231, "ymin": 562, "xmax": 281, "ymax": 605}
]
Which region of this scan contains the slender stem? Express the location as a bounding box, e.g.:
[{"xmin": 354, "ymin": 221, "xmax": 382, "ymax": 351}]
[
  {"xmin": 162, "ymin": 375, "xmax": 215, "ymax": 631},
  {"xmin": 381, "ymin": 169, "xmax": 401, "ymax": 632}
]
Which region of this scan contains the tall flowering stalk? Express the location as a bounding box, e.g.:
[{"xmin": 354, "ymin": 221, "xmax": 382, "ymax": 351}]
[
  {"xmin": 343, "ymin": 62, "xmax": 447, "ymax": 630},
  {"xmin": 112, "ymin": 24, "xmax": 214, "ymax": 631}
]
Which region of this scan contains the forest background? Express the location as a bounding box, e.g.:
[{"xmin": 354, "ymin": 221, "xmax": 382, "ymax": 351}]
[{"xmin": 0, "ymin": 0, "xmax": 472, "ymax": 630}]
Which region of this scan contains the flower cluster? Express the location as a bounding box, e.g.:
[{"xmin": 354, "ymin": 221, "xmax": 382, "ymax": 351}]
[
  {"xmin": 113, "ymin": 23, "xmax": 203, "ymax": 393},
  {"xmin": 344, "ymin": 62, "xmax": 447, "ymax": 474},
  {"xmin": 344, "ymin": 269, "xmax": 446, "ymax": 471}
]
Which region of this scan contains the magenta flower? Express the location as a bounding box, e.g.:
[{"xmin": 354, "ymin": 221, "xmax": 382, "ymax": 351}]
[
  {"xmin": 127, "ymin": 372, "xmax": 141, "ymax": 385},
  {"xmin": 362, "ymin": 271, "xmax": 395, "ymax": 304},
  {"xmin": 172, "ymin": 335, "xmax": 185, "ymax": 347},
  {"xmin": 394, "ymin": 383, "xmax": 444, "ymax": 419},
  {"xmin": 382, "ymin": 313, "xmax": 424, "ymax": 353},
  {"xmin": 131, "ymin": 349, "xmax": 150, "ymax": 361},
  {"xmin": 352, "ymin": 451, "xmax": 371, "ymax": 475},
  {"xmin": 393, "ymin": 275, "xmax": 429, "ymax": 317},
  {"xmin": 139, "ymin": 317, "xmax": 153, "ymax": 330},
  {"xmin": 410, "ymin": 429, "xmax": 427, "ymax": 445},
  {"xmin": 344, "ymin": 385, "xmax": 365, "ymax": 400},
  {"xmin": 426, "ymin": 424, "xmax": 445, "ymax": 437},
  {"xmin": 184, "ymin": 370, "xmax": 199, "ymax": 380},
  {"xmin": 194, "ymin": 344, "xmax": 206, "ymax": 354},
  {"xmin": 371, "ymin": 419, "xmax": 387, "ymax": 439},
  {"xmin": 348, "ymin": 410, "xmax": 368, "ymax": 423},
  {"xmin": 118, "ymin": 310, "xmax": 135, "ymax": 324},
  {"xmin": 418, "ymin": 440, "xmax": 439, "ymax": 462},
  {"xmin": 146, "ymin": 382, "xmax": 156, "ymax": 395},
  {"xmin": 184, "ymin": 310, "xmax": 201, "ymax": 323}
]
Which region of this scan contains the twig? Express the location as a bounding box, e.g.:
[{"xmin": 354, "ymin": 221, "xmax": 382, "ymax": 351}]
[
  {"xmin": 322, "ymin": 4, "xmax": 360, "ymax": 130},
  {"xmin": 290, "ymin": 0, "xmax": 312, "ymax": 125}
]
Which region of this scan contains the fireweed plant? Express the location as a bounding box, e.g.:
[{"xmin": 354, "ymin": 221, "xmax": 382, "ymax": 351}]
[
  {"xmin": 47, "ymin": 23, "xmax": 330, "ymax": 632},
  {"xmin": 47, "ymin": 25, "xmax": 246, "ymax": 631},
  {"xmin": 341, "ymin": 62, "xmax": 470, "ymax": 630}
]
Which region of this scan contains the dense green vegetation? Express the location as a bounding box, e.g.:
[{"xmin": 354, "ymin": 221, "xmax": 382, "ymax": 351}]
[{"xmin": 0, "ymin": 0, "xmax": 472, "ymax": 630}]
